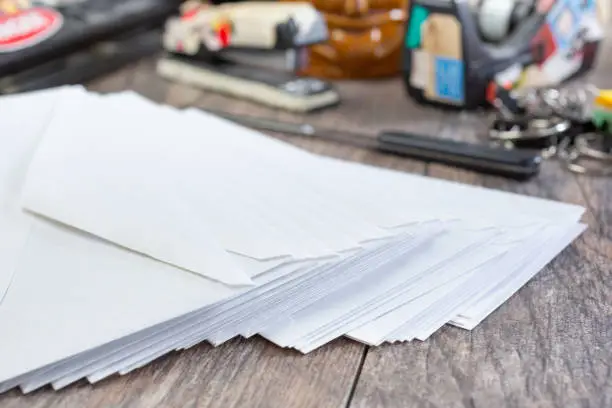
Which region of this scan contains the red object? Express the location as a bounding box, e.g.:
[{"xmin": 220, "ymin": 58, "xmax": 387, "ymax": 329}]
[
  {"xmin": 486, "ymin": 82, "xmax": 497, "ymax": 105},
  {"xmin": 531, "ymin": 23, "xmax": 557, "ymax": 66},
  {"xmin": 181, "ymin": 8, "xmax": 198, "ymax": 20},
  {"xmin": 217, "ymin": 22, "xmax": 231, "ymax": 47},
  {"xmin": 0, "ymin": 7, "xmax": 63, "ymax": 53},
  {"xmin": 486, "ymin": 81, "xmax": 513, "ymax": 106}
]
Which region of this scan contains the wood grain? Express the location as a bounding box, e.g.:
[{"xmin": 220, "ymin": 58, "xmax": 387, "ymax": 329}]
[{"xmin": 1, "ymin": 337, "xmax": 366, "ymax": 408}]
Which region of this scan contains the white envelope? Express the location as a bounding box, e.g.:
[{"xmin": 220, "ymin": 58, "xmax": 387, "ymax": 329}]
[
  {"xmin": 0, "ymin": 87, "xmax": 588, "ymax": 396},
  {"xmin": 19, "ymin": 92, "xmax": 397, "ymax": 282},
  {"xmin": 19, "ymin": 91, "xmax": 253, "ymax": 285},
  {"xmin": 451, "ymin": 222, "xmax": 586, "ymax": 330},
  {"xmin": 0, "ymin": 89, "xmax": 417, "ymax": 391},
  {"xmin": 346, "ymin": 222, "xmax": 553, "ymax": 345},
  {"xmin": 260, "ymin": 223, "xmax": 498, "ymax": 348},
  {"xmin": 0, "ymin": 89, "xmax": 263, "ymax": 389},
  {"xmin": 0, "ymin": 88, "xmax": 77, "ymax": 304}
]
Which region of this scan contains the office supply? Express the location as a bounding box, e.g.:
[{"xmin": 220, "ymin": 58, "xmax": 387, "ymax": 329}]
[
  {"xmin": 377, "ymin": 131, "xmax": 542, "ymax": 179},
  {"xmin": 156, "ymin": 1, "xmax": 340, "ymax": 112},
  {"xmin": 0, "ymin": 87, "xmax": 586, "ymax": 395},
  {"xmin": 207, "ymin": 109, "xmax": 542, "ymax": 179},
  {"xmin": 403, "ymin": 0, "xmax": 605, "ymax": 109},
  {"xmin": 490, "ymin": 84, "xmax": 612, "ymax": 175},
  {"xmin": 280, "ymin": 0, "xmax": 408, "ymax": 79}
]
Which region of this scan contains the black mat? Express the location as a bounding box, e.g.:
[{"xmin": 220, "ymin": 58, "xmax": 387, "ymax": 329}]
[{"xmin": 0, "ymin": 0, "xmax": 181, "ymax": 93}]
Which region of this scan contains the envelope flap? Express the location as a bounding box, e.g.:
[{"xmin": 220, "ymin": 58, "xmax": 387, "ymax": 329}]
[{"xmin": 20, "ymin": 90, "xmax": 253, "ymax": 286}]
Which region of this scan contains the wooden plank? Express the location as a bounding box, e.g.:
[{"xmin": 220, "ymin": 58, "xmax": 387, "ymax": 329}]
[
  {"xmin": 350, "ymin": 108, "xmax": 612, "ymax": 407},
  {"xmin": 86, "ymin": 62, "xmax": 141, "ymax": 94},
  {"xmin": 0, "ymin": 338, "xmax": 367, "ymax": 408}
]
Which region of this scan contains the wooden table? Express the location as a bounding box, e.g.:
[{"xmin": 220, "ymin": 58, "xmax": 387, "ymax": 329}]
[{"xmin": 2, "ymin": 45, "xmax": 612, "ymax": 408}]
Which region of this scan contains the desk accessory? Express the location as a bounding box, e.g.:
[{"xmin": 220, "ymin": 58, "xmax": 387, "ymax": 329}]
[
  {"xmin": 208, "ymin": 109, "xmax": 542, "ymax": 180},
  {"xmin": 156, "ymin": 1, "xmax": 340, "ymax": 112},
  {"xmin": 403, "ymin": 0, "xmax": 605, "ymax": 110},
  {"xmin": 280, "ymin": 0, "xmax": 408, "ymax": 79},
  {"xmin": 557, "ymin": 89, "xmax": 612, "ymax": 175},
  {"xmin": 490, "ymin": 84, "xmax": 612, "ymax": 176}
]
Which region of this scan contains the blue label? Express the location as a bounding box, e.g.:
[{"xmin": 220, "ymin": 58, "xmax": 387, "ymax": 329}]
[
  {"xmin": 434, "ymin": 57, "xmax": 464, "ymax": 103},
  {"xmin": 546, "ymin": 0, "xmax": 590, "ymax": 52}
]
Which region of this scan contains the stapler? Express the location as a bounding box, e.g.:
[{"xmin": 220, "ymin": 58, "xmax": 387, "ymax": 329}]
[{"xmin": 156, "ymin": 0, "xmax": 340, "ymax": 112}]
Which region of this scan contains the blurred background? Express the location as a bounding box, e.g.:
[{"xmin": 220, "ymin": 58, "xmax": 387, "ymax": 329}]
[{"xmin": 1, "ymin": 0, "xmax": 611, "ymax": 178}]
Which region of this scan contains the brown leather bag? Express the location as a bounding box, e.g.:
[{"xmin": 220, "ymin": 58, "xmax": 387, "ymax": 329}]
[{"xmin": 283, "ymin": 0, "xmax": 408, "ymax": 79}]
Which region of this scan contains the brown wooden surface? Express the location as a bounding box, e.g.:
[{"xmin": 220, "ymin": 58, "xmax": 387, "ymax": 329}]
[{"xmin": 1, "ymin": 38, "xmax": 612, "ymax": 408}]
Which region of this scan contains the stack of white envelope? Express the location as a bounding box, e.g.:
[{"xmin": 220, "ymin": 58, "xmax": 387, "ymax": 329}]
[{"xmin": 0, "ymin": 85, "xmax": 586, "ymax": 394}]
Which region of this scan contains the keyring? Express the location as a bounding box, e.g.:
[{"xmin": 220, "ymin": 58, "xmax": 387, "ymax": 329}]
[
  {"xmin": 574, "ymin": 133, "xmax": 612, "ymax": 161},
  {"xmin": 489, "ymin": 116, "xmax": 571, "ymax": 142},
  {"xmin": 489, "ymin": 115, "xmax": 572, "ymax": 159},
  {"xmin": 558, "ymin": 133, "xmax": 612, "ymax": 176},
  {"xmin": 538, "ymin": 85, "xmax": 598, "ymax": 122}
]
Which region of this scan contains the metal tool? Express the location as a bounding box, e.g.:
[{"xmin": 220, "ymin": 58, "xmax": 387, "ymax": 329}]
[
  {"xmin": 489, "ymin": 115, "xmax": 572, "ymax": 158},
  {"xmin": 489, "ymin": 87, "xmax": 573, "ymax": 158},
  {"xmin": 206, "ymin": 109, "xmax": 542, "ymax": 180},
  {"xmin": 491, "ymin": 84, "xmax": 612, "ymax": 176},
  {"xmin": 558, "ymin": 133, "xmax": 612, "ymax": 176},
  {"xmin": 157, "ymin": 1, "xmax": 340, "ymax": 113}
]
